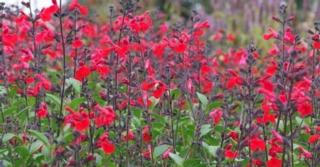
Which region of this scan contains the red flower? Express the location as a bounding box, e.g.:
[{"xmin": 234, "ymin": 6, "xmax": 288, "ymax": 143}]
[
  {"xmin": 152, "ymin": 82, "xmax": 167, "ymax": 99},
  {"xmin": 72, "ymin": 39, "xmax": 83, "ymax": 48},
  {"xmin": 75, "ymin": 65, "xmax": 91, "ymax": 81},
  {"xmin": 64, "ymin": 107, "xmax": 90, "ymax": 132},
  {"xmin": 39, "ymin": 5, "xmax": 59, "ymax": 21},
  {"xmin": 227, "ymin": 33, "xmax": 235, "ymax": 42},
  {"xmin": 37, "ymin": 102, "xmax": 48, "ymax": 119},
  {"xmin": 211, "ymin": 31, "xmax": 223, "ymax": 41},
  {"xmin": 284, "ymin": 28, "xmax": 295, "ymax": 43},
  {"xmin": 97, "ymin": 133, "xmax": 115, "ymax": 155},
  {"xmin": 263, "ymin": 28, "xmax": 278, "ymax": 40},
  {"xmin": 228, "ymin": 131, "xmax": 239, "ymax": 141},
  {"xmin": 297, "ymin": 101, "xmax": 313, "ymax": 117},
  {"xmin": 129, "ymin": 12, "xmax": 152, "ymax": 33},
  {"xmin": 268, "ymin": 45, "xmax": 280, "ymax": 56},
  {"xmin": 225, "ymin": 149, "xmax": 237, "ymax": 159},
  {"xmin": 226, "ymin": 75, "xmax": 242, "ymax": 90},
  {"xmin": 313, "ymin": 41, "xmax": 320, "ymax": 49},
  {"xmin": 308, "ymin": 134, "xmax": 320, "ymax": 144},
  {"xmin": 169, "ymin": 38, "xmax": 187, "ymax": 53},
  {"xmin": 209, "ymin": 108, "xmax": 223, "ymax": 125},
  {"xmin": 101, "ymin": 140, "xmax": 116, "ymax": 155},
  {"xmin": 95, "ymin": 64, "xmax": 110, "ymax": 77},
  {"xmin": 142, "ymin": 145, "xmax": 152, "ymax": 159},
  {"xmin": 69, "ymin": 0, "xmax": 89, "ymax": 16},
  {"xmin": 267, "ymin": 158, "xmax": 282, "ymax": 167},
  {"xmin": 3, "ymin": 33, "xmax": 18, "ymax": 46},
  {"xmin": 249, "ymin": 137, "xmax": 266, "ymax": 152},
  {"xmin": 94, "ymin": 105, "xmax": 116, "ymax": 128},
  {"xmin": 142, "ymin": 126, "xmax": 152, "ymax": 143},
  {"xmin": 122, "ymin": 130, "xmax": 135, "ymax": 141},
  {"xmin": 298, "ymin": 146, "xmax": 312, "ymax": 159}
]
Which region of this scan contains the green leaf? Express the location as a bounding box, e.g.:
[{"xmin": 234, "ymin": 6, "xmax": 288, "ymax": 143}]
[
  {"xmin": 153, "ymin": 144, "xmax": 170, "ymax": 159},
  {"xmin": 170, "ymin": 89, "xmax": 181, "ymax": 99},
  {"xmin": 207, "ymin": 101, "xmax": 222, "ymax": 112},
  {"xmin": 15, "ymin": 146, "xmax": 30, "ymax": 160},
  {"xmin": 28, "ymin": 130, "xmax": 49, "ymax": 146},
  {"xmin": 0, "ymin": 86, "xmax": 7, "ymax": 96},
  {"xmin": 46, "ymin": 93, "xmax": 60, "ymax": 105},
  {"xmin": 184, "ymin": 159, "xmax": 206, "ymax": 167},
  {"xmin": 202, "ymin": 142, "xmax": 219, "ymax": 157},
  {"xmin": 30, "ymin": 140, "xmax": 43, "ymax": 153},
  {"xmin": 196, "ymin": 92, "xmax": 208, "ymax": 109},
  {"xmin": 69, "ymin": 97, "xmax": 85, "ymax": 109},
  {"xmin": 169, "ymin": 153, "xmax": 184, "ymax": 166},
  {"xmin": 2, "ymin": 133, "xmax": 15, "ymax": 143},
  {"xmin": 66, "ymin": 78, "xmax": 81, "ymax": 94},
  {"xmin": 200, "ymin": 124, "xmax": 212, "ymax": 137}
]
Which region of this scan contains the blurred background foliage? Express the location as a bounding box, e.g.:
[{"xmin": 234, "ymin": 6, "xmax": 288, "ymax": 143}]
[{"xmin": 80, "ymin": 0, "xmax": 320, "ymax": 48}]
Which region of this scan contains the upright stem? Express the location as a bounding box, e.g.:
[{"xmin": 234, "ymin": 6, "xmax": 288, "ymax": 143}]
[
  {"xmin": 73, "ymin": 11, "xmax": 78, "ymax": 77},
  {"xmin": 58, "ymin": 0, "xmax": 67, "ymax": 136},
  {"xmin": 29, "ymin": 1, "xmax": 42, "ymax": 128},
  {"xmin": 276, "ymin": 18, "xmax": 287, "ymax": 131},
  {"xmin": 126, "ymin": 52, "xmax": 132, "ymax": 166}
]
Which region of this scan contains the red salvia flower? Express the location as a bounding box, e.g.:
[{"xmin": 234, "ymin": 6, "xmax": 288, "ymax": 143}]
[
  {"xmin": 64, "ymin": 107, "xmax": 90, "ymax": 132},
  {"xmin": 69, "ymin": 0, "xmax": 89, "ymax": 16},
  {"xmin": 142, "ymin": 126, "xmax": 152, "ymax": 143},
  {"xmin": 263, "ymin": 28, "xmax": 278, "ymax": 40},
  {"xmin": 37, "ymin": 102, "xmax": 48, "ymax": 119},
  {"xmin": 296, "ymin": 101, "xmax": 313, "ymax": 117},
  {"xmin": 39, "ymin": 4, "xmax": 59, "ymax": 22},
  {"xmin": 267, "ymin": 158, "xmax": 282, "ymax": 167},
  {"xmin": 75, "ymin": 65, "xmax": 91, "ymax": 81},
  {"xmin": 308, "ymin": 134, "xmax": 320, "ymax": 144},
  {"xmin": 249, "ymin": 137, "xmax": 266, "ymax": 152},
  {"xmin": 209, "ymin": 108, "xmax": 223, "ymax": 125},
  {"xmin": 97, "ymin": 132, "xmax": 116, "ymax": 155},
  {"xmin": 94, "ymin": 105, "xmax": 116, "ymax": 128}
]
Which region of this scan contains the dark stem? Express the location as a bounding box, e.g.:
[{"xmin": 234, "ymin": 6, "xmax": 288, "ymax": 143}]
[{"xmin": 58, "ymin": 0, "xmax": 67, "ymax": 136}]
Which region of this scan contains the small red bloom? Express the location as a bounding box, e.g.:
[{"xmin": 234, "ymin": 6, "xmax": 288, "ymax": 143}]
[
  {"xmin": 313, "ymin": 41, "xmax": 320, "ymax": 49},
  {"xmin": 94, "ymin": 105, "xmax": 116, "ymax": 128},
  {"xmin": 267, "ymin": 157, "xmax": 282, "ymax": 167},
  {"xmin": 152, "ymin": 82, "xmax": 167, "ymax": 99},
  {"xmin": 263, "ymin": 28, "xmax": 278, "ymax": 40},
  {"xmin": 297, "ymin": 101, "xmax": 313, "ymax": 117},
  {"xmin": 249, "ymin": 137, "xmax": 266, "ymax": 152},
  {"xmin": 37, "ymin": 102, "xmax": 48, "ymax": 119},
  {"xmin": 101, "ymin": 140, "xmax": 116, "ymax": 155},
  {"xmin": 308, "ymin": 134, "xmax": 320, "ymax": 144},
  {"xmin": 228, "ymin": 131, "xmax": 239, "ymax": 141},
  {"xmin": 209, "ymin": 108, "xmax": 223, "ymax": 125},
  {"xmin": 142, "ymin": 126, "xmax": 152, "ymax": 143},
  {"xmin": 227, "ymin": 33, "xmax": 235, "ymax": 42},
  {"xmin": 97, "ymin": 132, "xmax": 116, "ymax": 155},
  {"xmin": 39, "ymin": 5, "xmax": 59, "ymax": 21},
  {"xmin": 64, "ymin": 107, "xmax": 90, "ymax": 132},
  {"xmin": 225, "ymin": 149, "xmax": 237, "ymax": 159},
  {"xmin": 298, "ymin": 146, "xmax": 312, "ymax": 159},
  {"xmin": 226, "ymin": 75, "xmax": 242, "ymax": 90},
  {"xmin": 142, "ymin": 145, "xmax": 152, "ymax": 159},
  {"xmin": 69, "ymin": 0, "xmax": 89, "ymax": 16},
  {"xmin": 72, "ymin": 39, "xmax": 83, "ymax": 48},
  {"xmin": 75, "ymin": 65, "xmax": 91, "ymax": 81},
  {"xmin": 122, "ymin": 130, "xmax": 135, "ymax": 141}
]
